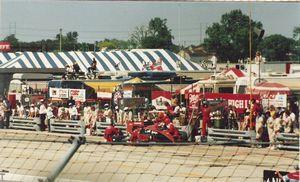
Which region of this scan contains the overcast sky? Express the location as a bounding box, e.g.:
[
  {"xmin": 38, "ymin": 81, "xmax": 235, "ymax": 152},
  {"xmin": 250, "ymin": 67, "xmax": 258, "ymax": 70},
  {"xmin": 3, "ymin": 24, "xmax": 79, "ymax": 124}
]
[{"xmin": 0, "ymin": 0, "xmax": 299, "ymax": 45}]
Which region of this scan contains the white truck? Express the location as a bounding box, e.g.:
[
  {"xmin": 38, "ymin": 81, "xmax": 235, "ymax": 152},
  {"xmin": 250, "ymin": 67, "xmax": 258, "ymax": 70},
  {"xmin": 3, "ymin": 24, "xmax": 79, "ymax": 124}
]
[{"xmin": 8, "ymin": 73, "xmax": 53, "ymax": 104}]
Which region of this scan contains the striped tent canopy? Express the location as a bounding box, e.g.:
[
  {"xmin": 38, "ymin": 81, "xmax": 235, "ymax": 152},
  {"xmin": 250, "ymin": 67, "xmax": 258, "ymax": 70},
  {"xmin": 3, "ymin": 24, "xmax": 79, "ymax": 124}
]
[
  {"xmin": 0, "ymin": 52, "xmax": 20, "ymax": 65},
  {"xmin": 0, "ymin": 49, "xmax": 204, "ymax": 72}
]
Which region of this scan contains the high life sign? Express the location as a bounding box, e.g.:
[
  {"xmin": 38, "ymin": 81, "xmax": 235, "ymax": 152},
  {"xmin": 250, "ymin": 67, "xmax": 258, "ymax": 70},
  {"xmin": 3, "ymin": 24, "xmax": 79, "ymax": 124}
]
[
  {"xmin": 188, "ymin": 93, "xmax": 260, "ymax": 114},
  {"xmin": 0, "ymin": 42, "xmax": 12, "ymax": 52}
]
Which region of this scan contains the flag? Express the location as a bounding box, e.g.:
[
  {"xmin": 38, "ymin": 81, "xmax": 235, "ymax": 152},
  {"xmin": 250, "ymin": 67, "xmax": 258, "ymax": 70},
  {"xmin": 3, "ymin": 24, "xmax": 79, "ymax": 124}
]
[{"xmin": 150, "ymin": 57, "xmax": 163, "ymax": 71}]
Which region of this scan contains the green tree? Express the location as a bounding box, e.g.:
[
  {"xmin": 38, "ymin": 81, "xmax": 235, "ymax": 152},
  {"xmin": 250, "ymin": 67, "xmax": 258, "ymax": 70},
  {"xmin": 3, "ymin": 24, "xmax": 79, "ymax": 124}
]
[
  {"xmin": 98, "ymin": 39, "xmax": 130, "ymax": 51},
  {"xmin": 56, "ymin": 31, "xmax": 79, "ymax": 51},
  {"xmin": 204, "ymin": 9, "xmax": 263, "ymax": 62},
  {"xmin": 293, "ymin": 26, "xmax": 300, "ymax": 41},
  {"xmin": 143, "ymin": 17, "xmax": 174, "ymax": 49},
  {"xmin": 259, "ymin": 34, "xmax": 295, "ymax": 61},
  {"xmin": 292, "ymin": 26, "xmax": 300, "ymax": 61},
  {"xmin": 129, "ymin": 17, "xmax": 174, "ymax": 50},
  {"xmin": 3, "ymin": 34, "xmax": 19, "ymax": 50},
  {"xmin": 129, "ymin": 25, "xmax": 148, "ymax": 48}
]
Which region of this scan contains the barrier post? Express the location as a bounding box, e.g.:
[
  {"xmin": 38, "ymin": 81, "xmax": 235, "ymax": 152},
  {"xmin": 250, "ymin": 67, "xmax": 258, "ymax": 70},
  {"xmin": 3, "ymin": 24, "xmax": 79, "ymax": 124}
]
[
  {"xmin": 44, "ymin": 136, "xmax": 86, "ymax": 182},
  {"xmin": 80, "ymin": 120, "xmax": 85, "ymax": 136}
]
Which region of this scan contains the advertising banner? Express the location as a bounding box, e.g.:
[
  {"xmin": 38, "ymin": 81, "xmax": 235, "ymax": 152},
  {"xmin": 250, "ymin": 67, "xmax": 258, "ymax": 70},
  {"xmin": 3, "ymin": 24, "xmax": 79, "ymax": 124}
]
[
  {"xmin": 97, "ymin": 92, "xmax": 112, "ymax": 99},
  {"xmin": 69, "ymin": 89, "xmax": 86, "ymax": 102},
  {"xmin": 0, "ymin": 42, "xmax": 12, "ymax": 52},
  {"xmin": 49, "ymin": 88, "xmax": 69, "ymax": 98},
  {"xmin": 123, "ymin": 90, "xmax": 133, "ymax": 98},
  {"xmin": 188, "ymin": 93, "xmax": 260, "ymax": 114},
  {"xmin": 262, "ymin": 94, "xmax": 287, "ymax": 108}
]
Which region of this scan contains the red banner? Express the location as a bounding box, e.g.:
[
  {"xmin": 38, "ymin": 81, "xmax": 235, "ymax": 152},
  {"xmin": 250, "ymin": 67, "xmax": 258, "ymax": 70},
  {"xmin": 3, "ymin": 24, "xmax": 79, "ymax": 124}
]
[
  {"xmin": 0, "ymin": 42, "xmax": 12, "ymax": 52},
  {"xmin": 188, "ymin": 92, "xmax": 260, "ymax": 114}
]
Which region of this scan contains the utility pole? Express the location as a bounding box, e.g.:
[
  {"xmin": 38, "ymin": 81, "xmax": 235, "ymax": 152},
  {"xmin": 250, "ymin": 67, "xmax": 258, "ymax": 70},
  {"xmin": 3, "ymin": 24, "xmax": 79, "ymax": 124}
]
[
  {"xmin": 59, "ymin": 28, "xmax": 62, "ymax": 52},
  {"xmin": 200, "ymin": 23, "xmax": 202, "ymax": 44}
]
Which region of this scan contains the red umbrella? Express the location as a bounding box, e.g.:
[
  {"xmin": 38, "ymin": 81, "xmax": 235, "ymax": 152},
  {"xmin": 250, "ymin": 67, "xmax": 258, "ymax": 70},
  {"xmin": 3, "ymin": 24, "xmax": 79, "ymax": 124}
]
[{"xmin": 251, "ymin": 81, "xmax": 291, "ymax": 99}]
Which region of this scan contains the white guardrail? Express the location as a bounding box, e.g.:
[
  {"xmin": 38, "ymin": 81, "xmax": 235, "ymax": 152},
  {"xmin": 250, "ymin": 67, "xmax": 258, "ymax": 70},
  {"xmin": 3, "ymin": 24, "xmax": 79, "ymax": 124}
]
[
  {"xmin": 207, "ymin": 127, "xmax": 254, "ymax": 144},
  {"xmin": 276, "ymin": 133, "xmax": 299, "ymax": 151},
  {"xmin": 10, "ymin": 117, "xmax": 40, "ymax": 131},
  {"xmin": 50, "ymin": 119, "xmax": 85, "ymax": 135}
]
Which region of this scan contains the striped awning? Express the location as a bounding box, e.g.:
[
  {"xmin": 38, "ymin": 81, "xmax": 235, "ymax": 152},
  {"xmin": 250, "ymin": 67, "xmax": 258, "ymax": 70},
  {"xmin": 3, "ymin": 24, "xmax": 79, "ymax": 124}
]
[
  {"xmin": 0, "ymin": 49, "xmax": 204, "ymax": 72},
  {"xmin": 0, "ymin": 52, "xmax": 20, "ymax": 65}
]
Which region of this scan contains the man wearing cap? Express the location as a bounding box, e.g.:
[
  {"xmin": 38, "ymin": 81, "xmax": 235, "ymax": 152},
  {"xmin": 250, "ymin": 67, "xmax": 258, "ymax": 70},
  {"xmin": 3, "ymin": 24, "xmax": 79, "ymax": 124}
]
[
  {"xmin": 103, "ymin": 104, "xmax": 112, "ymax": 123},
  {"xmin": 69, "ymin": 103, "xmax": 78, "ymax": 120},
  {"xmin": 39, "ymin": 100, "xmax": 47, "ymax": 131},
  {"xmin": 46, "ymin": 103, "xmax": 54, "ymax": 132},
  {"xmin": 123, "ymin": 107, "xmax": 133, "ymax": 124}
]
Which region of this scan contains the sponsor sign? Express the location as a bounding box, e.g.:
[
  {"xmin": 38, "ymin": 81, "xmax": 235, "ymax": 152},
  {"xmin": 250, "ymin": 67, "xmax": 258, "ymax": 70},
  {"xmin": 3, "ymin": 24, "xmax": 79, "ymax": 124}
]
[
  {"xmin": 69, "ymin": 89, "xmax": 86, "ymax": 102},
  {"xmin": 123, "ymin": 90, "xmax": 133, "ymax": 98},
  {"xmin": 262, "ymin": 94, "xmax": 287, "ymax": 108},
  {"xmin": 49, "ymin": 88, "xmax": 69, "ymax": 98},
  {"xmin": 97, "ymin": 92, "xmax": 112, "ymax": 99},
  {"xmin": 188, "ymin": 93, "xmax": 260, "ymax": 113},
  {"xmin": 0, "ymin": 42, "xmax": 12, "ymax": 52}
]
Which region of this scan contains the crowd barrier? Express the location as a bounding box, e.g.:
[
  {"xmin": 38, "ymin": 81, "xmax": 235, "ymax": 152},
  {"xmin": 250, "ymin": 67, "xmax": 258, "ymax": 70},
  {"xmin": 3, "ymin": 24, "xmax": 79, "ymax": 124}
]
[
  {"xmin": 10, "ymin": 117, "xmax": 40, "ymax": 131},
  {"xmin": 276, "ymin": 133, "xmax": 299, "ymax": 151},
  {"xmin": 9, "ymin": 117, "xmax": 299, "ymax": 151},
  {"xmin": 50, "ymin": 119, "xmax": 85, "ymax": 135},
  {"xmin": 207, "ymin": 128, "xmax": 254, "ymax": 144}
]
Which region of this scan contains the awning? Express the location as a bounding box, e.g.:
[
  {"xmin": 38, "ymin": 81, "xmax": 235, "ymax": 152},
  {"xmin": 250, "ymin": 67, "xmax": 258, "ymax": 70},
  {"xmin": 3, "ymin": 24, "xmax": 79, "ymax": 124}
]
[
  {"xmin": 224, "ymin": 68, "xmax": 245, "ymax": 79},
  {"xmin": 251, "ymin": 81, "xmax": 291, "ymax": 99},
  {"xmin": 124, "ymin": 77, "xmax": 144, "ymax": 84},
  {"xmin": 0, "ymin": 49, "xmax": 205, "ymax": 72},
  {"xmin": 0, "ymin": 52, "xmax": 19, "ymax": 65}
]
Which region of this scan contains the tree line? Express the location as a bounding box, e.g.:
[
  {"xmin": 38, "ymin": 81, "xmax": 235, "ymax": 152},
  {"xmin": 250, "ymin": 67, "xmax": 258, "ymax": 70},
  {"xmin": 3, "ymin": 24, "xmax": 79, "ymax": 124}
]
[{"xmin": 2, "ymin": 9, "xmax": 299, "ymax": 63}]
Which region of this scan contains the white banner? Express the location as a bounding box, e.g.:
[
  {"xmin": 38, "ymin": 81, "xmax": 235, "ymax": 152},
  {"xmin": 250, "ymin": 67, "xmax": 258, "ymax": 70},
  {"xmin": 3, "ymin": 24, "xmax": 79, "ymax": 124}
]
[
  {"xmin": 49, "ymin": 88, "xmax": 69, "ymax": 98},
  {"xmin": 69, "ymin": 89, "xmax": 86, "ymax": 102},
  {"xmin": 123, "ymin": 90, "xmax": 132, "ymax": 98},
  {"xmin": 262, "ymin": 94, "xmax": 287, "ymax": 108},
  {"xmin": 97, "ymin": 92, "xmax": 112, "ymax": 99}
]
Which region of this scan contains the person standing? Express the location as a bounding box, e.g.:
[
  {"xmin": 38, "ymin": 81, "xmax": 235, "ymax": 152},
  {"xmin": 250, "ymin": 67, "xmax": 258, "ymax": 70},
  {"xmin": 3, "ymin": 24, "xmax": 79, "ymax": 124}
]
[
  {"xmin": 69, "ymin": 103, "xmax": 78, "ymax": 120},
  {"xmin": 211, "ymin": 53, "xmax": 217, "ymax": 70},
  {"xmin": 123, "ymin": 107, "xmax": 133, "ymax": 124},
  {"xmin": 0, "ymin": 98, "xmax": 5, "ymax": 129},
  {"xmin": 103, "ymin": 104, "xmax": 112, "ymax": 123},
  {"xmin": 39, "ymin": 100, "xmax": 47, "ymax": 131},
  {"xmin": 46, "ymin": 103, "xmax": 54, "ymax": 132},
  {"xmin": 3, "ymin": 97, "xmax": 11, "ymax": 129},
  {"xmin": 67, "ymin": 96, "xmax": 75, "ymax": 107}
]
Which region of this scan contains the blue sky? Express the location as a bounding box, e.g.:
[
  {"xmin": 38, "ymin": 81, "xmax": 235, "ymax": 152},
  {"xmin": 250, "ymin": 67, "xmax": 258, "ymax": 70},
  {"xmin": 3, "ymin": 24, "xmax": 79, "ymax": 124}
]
[{"xmin": 0, "ymin": 0, "xmax": 299, "ymax": 45}]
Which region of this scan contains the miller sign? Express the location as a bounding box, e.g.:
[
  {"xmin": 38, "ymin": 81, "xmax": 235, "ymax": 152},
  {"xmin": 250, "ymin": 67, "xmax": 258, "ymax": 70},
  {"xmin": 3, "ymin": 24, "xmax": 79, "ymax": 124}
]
[{"xmin": 0, "ymin": 42, "xmax": 12, "ymax": 52}]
